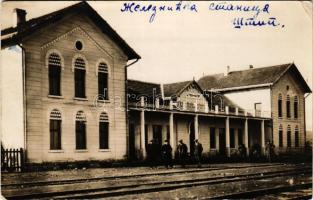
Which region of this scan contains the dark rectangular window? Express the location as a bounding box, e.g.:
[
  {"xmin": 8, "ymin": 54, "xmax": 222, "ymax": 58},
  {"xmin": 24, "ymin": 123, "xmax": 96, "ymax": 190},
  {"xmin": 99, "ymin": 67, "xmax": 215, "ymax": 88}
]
[
  {"xmin": 49, "ymin": 66, "xmax": 61, "ymax": 95},
  {"xmin": 230, "ymin": 128, "xmax": 235, "ymax": 148},
  {"xmin": 294, "ymin": 102, "xmax": 298, "ymax": 119},
  {"xmin": 76, "ymin": 121, "xmax": 86, "ymax": 149},
  {"xmin": 278, "ymin": 99, "xmax": 282, "ymax": 118},
  {"xmin": 295, "ymin": 131, "xmax": 299, "ymax": 147},
  {"xmin": 50, "ymin": 120, "xmax": 61, "ymax": 150},
  {"xmin": 99, "ymin": 122, "xmax": 109, "ymax": 149},
  {"xmin": 75, "ymin": 69, "xmax": 86, "ymax": 98},
  {"xmin": 210, "ymin": 127, "xmax": 216, "ymax": 149},
  {"xmin": 145, "ymin": 124, "xmax": 148, "ymax": 149},
  {"xmin": 98, "ymin": 72, "xmax": 108, "ymax": 100},
  {"xmin": 238, "ymin": 129, "xmax": 243, "ymax": 145},
  {"xmin": 279, "ymin": 130, "xmax": 283, "ymax": 147},
  {"xmin": 286, "ymin": 100, "xmax": 291, "ymax": 118},
  {"xmin": 287, "ymin": 131, "xmax": 291, "ymax": 147}
]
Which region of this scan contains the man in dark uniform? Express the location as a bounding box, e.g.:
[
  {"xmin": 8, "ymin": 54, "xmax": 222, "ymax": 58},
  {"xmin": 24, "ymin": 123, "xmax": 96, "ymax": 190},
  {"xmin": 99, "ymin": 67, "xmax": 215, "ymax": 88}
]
[
  {"xmin": 194, "ymin": 139, "xmax": 203, "ymax": 167},
  {"xmin": 177, "ymin": 139, "xmax": 188, "ymax": 168},
  {"xmin": 265, "ymin": 141, "xmax": 275, "ymax": 163},
  {"xmin": 161, "ymin": 140, "xmax": 173, "ymax": 168},
  {"xmin": 147, "ymin": 139, "xmax": 155, "ymax": 168},
  {"xmin": 238, "ymin": 143, "xmax": 247, "ymax": 160}
]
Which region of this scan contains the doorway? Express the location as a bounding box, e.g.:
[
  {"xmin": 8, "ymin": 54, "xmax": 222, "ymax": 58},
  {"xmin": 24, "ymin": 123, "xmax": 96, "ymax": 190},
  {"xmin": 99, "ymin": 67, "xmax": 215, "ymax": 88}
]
[
  {"xmin": 153, "ymin": 125, "xmax": 163, "ymax": 150},
  {"xmin": 189, "ymin": 122, "xmax": 195, "ymax": 154},
  {"xmin": 129, "ymin": 123, "xmax": 136, "ymax": 160},
  {"xmin": 219, "ymin": 128, "xmax": 226, "ymax": 155}
]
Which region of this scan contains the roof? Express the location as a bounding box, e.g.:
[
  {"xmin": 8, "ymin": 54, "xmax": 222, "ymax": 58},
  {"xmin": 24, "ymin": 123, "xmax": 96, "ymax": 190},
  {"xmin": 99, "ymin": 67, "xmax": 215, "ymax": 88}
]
[
  {"xmin": 1, "ymin": 2, "xmax": 140, "ymax": 60},
  {"xmin": 163, "ymin": 80, "xmax": 203, "ymax": 97},
  {"xmin": 198, "ymin": 63, "xmax": 311, "ymax": 93},
  {"xmin": 127, "ymin": 80, "xmax": 161, "ymax": 98}
]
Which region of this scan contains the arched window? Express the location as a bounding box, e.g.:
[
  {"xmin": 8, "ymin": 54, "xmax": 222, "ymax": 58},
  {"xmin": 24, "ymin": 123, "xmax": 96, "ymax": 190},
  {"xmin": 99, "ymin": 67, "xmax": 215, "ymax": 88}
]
[
  {"xmin": 98, "ymin": 62, "xmax": 109, "ymax": 100},
  {"xmin": 295, "ymin": 125, "xmax": 299, "ymax": 147},
  {"xmin": 287, "ymin": 125, "xmax": 291, "ymax": 147},
  {"xmin": 48, "ymin": 53, "xmax": 61, "ymax": 95},
  {"xmin": 50, "ymin": 109, "xmax": 61, "ymax": 150},
  {"xmin": 279, "ymin": 125, "xmax": 283, "ymax": 147},
  {"xmin": 99, "ymin": 112, "xmax": 109, "ymax": 149},
  {"xmin": 294, "ymin": 96, "xmax": 298, "ymax": 119},
  {"xmin": 286, "ymin": 95, "xmax": 291, "ymax": 118},
  {"xmin": 74, "ymin": 57, "xmax": 86, "ymax": 98},
  {"xmin": 278, "ymin": 94, "xmax": 282, "ymax": 118},
  {"xmin": 76, "ymin": 111, "xmax": 86, "ymax": 149}
]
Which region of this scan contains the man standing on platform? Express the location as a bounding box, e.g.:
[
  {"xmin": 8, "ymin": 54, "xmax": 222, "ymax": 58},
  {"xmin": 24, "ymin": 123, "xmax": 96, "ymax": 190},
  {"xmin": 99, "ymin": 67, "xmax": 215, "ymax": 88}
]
[
  {"xmin": 194, "ymin": 139, "xmax": 203, "ymax": 167},
  {"xmin": 177, "ymin": 139, "xmax": 188, "ymax": 168},
  {"xmin": 161, "ymin": 140, "xmax": 173, "ymax": 168}
]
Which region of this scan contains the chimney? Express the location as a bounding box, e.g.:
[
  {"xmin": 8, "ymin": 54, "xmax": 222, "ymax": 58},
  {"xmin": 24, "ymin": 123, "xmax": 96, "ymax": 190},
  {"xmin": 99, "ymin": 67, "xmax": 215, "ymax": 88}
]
[
  {"xmin": 227, "ymin": 66, "xmax": 230, "ymax": 75},
  {"xmin": 13, "ymin": 8, "xmax": 27, "ymax": 27},
  {"xmin": 249, "ymin": 65, "xmax": 253, "ymax": 69}
]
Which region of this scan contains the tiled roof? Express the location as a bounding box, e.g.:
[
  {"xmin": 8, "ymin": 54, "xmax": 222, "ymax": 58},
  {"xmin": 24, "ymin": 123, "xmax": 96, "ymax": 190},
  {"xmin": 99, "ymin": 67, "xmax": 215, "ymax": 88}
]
[
  {"xmin": 163, "ymin": 80, "xmax": 193, "ymax": 97},
  {"xmin": 198, "ymin": 63, "xmax": 292, "ymax": 91},
  {"xmin": 1, "ymin": 2, "xmax": 140, "ymax": 60},
  {"xmin": 163, "ymin": 80, "xmax": 205, "ymax": 97},
  {"xmin": 127, "ymin": 80, "xmax": 161, "ymax": 98}
]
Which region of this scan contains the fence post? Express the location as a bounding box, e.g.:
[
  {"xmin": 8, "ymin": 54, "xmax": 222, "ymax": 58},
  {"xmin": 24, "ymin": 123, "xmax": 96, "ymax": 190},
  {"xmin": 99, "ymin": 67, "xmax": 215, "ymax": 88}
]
[{"xmin": 20, "ymin": 148, "xmax": 24, "ymax": 172}]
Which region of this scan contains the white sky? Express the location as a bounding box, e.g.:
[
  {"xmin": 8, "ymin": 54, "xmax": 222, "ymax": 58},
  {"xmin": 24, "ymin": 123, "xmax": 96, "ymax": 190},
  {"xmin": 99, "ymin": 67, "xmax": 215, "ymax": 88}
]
[{"xmin": 1, "ymin": 1, "xmax": 312, "ymax": 130}]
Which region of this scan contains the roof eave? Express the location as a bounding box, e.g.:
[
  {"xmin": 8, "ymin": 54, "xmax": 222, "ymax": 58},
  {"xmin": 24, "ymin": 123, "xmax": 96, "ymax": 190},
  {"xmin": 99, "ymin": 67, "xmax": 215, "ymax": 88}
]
[{"xmin": 211, "ymin": 83, "xmax": 272, "ymax": 92}]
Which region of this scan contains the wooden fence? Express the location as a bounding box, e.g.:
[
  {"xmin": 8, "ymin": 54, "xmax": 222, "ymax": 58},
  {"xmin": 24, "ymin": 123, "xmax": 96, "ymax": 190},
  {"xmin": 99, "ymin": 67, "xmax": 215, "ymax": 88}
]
[{"xmin": 1, "ymin": 148, "xmax": 25, "ymax": 172}]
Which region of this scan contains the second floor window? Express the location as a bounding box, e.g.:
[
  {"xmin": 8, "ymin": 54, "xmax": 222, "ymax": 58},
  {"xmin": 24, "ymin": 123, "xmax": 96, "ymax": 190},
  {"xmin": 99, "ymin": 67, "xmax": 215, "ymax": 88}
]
[
  {"xmin": 48, "ymin": 53, "xmax": 61, "ymax": 96},
  {"xmin": 294, "ymin": 96, "xmax": 298, "ymax": 119},
  {"xmin": 278, "ymin": 94, "xmax": 282, "ymax": 118},
  {"xmin": 98, "ymin": 62, "xmax": 108, "ymax": 100},
  {"xmin": 74, "ymin": 58, "xmax": 86, "ymax": 98},
  {"xmin": 286, "ymin": 95, "xmax": 291, "ymax": 118}
]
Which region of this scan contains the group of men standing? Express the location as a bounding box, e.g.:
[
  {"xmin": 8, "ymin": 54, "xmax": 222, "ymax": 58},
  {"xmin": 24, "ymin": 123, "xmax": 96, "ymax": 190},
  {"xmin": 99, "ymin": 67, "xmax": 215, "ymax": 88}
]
[{"xmin": 147, "ymin": 139, "xmax": 203, "ymax": 168}]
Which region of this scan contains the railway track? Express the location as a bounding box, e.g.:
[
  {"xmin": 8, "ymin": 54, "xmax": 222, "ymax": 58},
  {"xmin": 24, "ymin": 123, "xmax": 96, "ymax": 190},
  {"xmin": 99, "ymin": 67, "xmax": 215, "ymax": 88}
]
[
  {"xmin": 3, "ymin": 165, "xmax": 311, "ymax": 199},
  {"xmin": 211, "ymin": 182, "xmax": 312, "ymax": 199},
  {"xmin": 0, "ymin": 163, "xmax": 284, "ymax": 189}
]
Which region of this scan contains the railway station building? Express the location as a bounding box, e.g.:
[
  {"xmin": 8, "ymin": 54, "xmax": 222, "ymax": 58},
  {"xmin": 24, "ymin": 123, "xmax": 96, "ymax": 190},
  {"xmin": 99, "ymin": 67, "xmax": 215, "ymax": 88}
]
[{"xmin": 1, "ymin": 2, "xmax": 311, "ymax": 164}]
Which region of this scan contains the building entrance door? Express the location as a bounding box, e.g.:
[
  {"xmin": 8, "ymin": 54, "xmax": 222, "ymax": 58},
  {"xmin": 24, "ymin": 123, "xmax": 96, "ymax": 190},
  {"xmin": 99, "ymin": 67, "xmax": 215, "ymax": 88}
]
[
  {"xmin": 153, "ymin": 125, "xmax": 162, "ymax": 150},
  {"xmin": 219, "ymin": 128, "xmax": 226, "ymax": 155},
  {"xmin": 189, "ymin": 122, "xmax": 195, "ymax": 155},
  {"xmin": 129, "ymin": 123, "xmax": 136, "ymax": 160}
]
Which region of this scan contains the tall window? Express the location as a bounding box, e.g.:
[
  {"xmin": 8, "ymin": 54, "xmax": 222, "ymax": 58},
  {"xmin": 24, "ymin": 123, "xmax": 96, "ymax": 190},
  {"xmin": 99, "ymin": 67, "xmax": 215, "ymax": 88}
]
[
  {"xmin": 279, "ymin": 125, "xmax": 283, "ymax": 147},
  {"xmin": 210, "ymin": 127, "xmax": 216, "ymax": 149},
  {"xmin": 287, "ymin": 125, "xmax": 291, "ymax": 147},
  {"xmin": 76, "ymin": 111, "xmax": 86, "ymax": 149},
  {"xmin": 50, "ymin": 109, "xmax": 62, "ymax": 150},
  {"xmin": 230, "ymin": 128, "xmax": 235, "ymax": 148},
  {"xmin": 286, "ymin": 95, "xmax": 291, "ymax": 118},
  {"xmin": 48, "ymin": 53, "xmax": 61, "ymax": 95},
  {"xmin": 98, "ymin": 62, "xmax": 108, "ymax": 100},
  {"xmin": 278, "ymin": 94, "xmax": 282, "ymax": 118},
  {"xmin": 74, "ymin": 58, "xmax": 86, "ymax": 98},
  {"xmin": 294, "ymin": 96, "xmax": 298, "ymax": 119},
  {"xmin": 99, "ymin": 112, "xmax": 109, "ymax": 149},
  {"xmin": 295, "ymin": 126, "xmax": 299, "ymax": 147}
]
